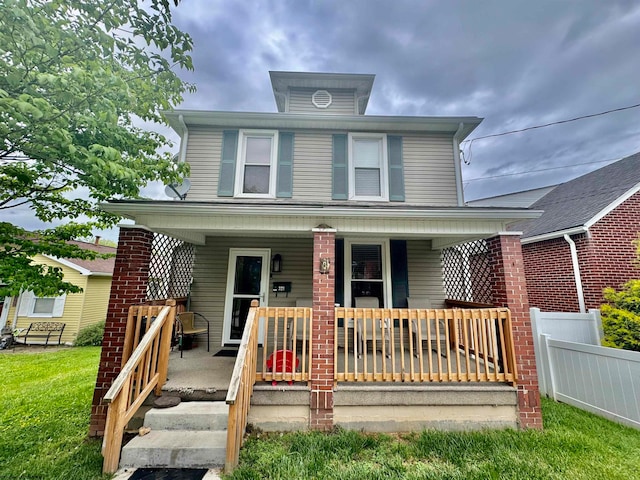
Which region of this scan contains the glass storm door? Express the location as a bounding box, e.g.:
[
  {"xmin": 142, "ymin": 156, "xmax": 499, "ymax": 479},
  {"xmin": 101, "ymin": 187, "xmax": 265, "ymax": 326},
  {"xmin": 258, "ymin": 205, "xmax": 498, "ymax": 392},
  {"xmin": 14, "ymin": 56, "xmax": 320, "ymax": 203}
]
[{"xmin": 222, "ymin": 249, "xmax": 270, "ymax": 345}]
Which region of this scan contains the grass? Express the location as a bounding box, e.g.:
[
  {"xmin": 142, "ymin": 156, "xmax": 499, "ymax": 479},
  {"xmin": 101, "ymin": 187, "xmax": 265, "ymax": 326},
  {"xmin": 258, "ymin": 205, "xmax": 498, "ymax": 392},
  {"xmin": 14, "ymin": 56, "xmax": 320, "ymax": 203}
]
[
  {"xmin": 2, "ymin": 347, "xmax": 640, "ymax": 479},
  {"xmin": 0, "ymin": 347, "xmax": 109, "ymax": 480},
  {"xmin": 227, "ymin": 398, "xmax": 640, "ymax": 480}
]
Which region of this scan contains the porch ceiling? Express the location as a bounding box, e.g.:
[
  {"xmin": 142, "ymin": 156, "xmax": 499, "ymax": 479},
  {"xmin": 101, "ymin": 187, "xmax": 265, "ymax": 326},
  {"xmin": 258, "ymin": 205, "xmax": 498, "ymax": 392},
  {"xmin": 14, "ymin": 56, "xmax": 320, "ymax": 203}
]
[{"xmin": 102, "ymin": 200, "xmax": 541, "ymax": 247}]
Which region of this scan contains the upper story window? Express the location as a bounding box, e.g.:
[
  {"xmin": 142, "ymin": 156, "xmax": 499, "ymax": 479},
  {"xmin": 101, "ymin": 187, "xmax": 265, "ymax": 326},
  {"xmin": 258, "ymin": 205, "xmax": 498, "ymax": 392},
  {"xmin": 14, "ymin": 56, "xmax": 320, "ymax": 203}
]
[
  {"xmin": 348, "ymin": 133, "xmax": 388, "ymax": 201},
  {"xmin": 235, "ymin": 130, "xmax": 278, "ymax": 197}
]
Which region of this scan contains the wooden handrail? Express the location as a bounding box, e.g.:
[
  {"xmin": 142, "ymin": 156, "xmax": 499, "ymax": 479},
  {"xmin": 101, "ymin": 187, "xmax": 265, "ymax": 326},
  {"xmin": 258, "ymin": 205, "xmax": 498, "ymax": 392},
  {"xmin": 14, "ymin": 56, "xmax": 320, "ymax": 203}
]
[
  {"xmin": 102, "ymin": 300, "xmax": 176, "ymax": 474},
  {"xmin": 225, "ymin": 300, "xmax": 260, "ymax": 473}
]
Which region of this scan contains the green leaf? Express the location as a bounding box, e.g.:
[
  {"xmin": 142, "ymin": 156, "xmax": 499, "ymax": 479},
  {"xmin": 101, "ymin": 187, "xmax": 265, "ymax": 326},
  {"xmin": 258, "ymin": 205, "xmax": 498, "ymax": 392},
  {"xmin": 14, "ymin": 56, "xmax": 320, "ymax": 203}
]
[{"xmin": 0, "ymin": 0, "xmax": 195, "ymax": 295}]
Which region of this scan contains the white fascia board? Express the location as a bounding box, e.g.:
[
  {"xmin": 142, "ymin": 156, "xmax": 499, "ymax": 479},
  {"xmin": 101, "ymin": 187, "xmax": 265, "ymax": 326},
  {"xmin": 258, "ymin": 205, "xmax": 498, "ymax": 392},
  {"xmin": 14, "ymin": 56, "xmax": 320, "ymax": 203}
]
[
  {"xmin": 584, "ymin": 183, "xmax": 640, "ymax": 228},
  {"xmin": 102, "ymin": 201, "xmax": 543, "ymax": 222},
  {"xmin": 520, "ymin": 226, "xmax": 588, "ymax": 245},
  {"xmin": 42, "ymin": 255, "xmax": 92, "ymax": 275},
  {"xmin": 162, "ymin": 110, "xmax": 482, "ymax": 140}
]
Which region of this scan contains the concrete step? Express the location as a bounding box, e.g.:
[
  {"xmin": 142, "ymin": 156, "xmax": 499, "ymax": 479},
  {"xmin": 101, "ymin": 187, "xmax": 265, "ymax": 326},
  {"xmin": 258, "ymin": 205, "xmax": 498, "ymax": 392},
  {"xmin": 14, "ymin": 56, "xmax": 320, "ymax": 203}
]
[
  {"xmin": 120, "ymin": 430, "xmax": 227, "ymax": 469},
  {"xmin": 144, "ymin": 401, "xmax": 228, "ymax": 431}
]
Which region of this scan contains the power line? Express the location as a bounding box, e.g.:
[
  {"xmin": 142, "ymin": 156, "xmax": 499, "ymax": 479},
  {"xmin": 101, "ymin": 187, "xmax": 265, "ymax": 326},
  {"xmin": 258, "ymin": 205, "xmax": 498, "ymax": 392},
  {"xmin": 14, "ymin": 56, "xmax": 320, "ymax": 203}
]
[
  {"xmin": 460, "ymin": 101, "xmax": 640, "ymax": 165},
  {"xmin": 463, "ymin": 157, "xmax": 619, "ymax": 184},
  {"xmin": 463, "ymin": 102, "xmax": 640, "ymax": 143}
]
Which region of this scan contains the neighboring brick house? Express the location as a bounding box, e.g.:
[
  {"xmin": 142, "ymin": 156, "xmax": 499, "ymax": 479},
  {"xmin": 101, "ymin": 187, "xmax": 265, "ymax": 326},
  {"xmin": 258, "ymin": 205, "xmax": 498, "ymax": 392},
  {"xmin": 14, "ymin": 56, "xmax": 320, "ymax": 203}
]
[{"xmin": 474, "ymin": 153, "xmax": 640, "ymax": 312}]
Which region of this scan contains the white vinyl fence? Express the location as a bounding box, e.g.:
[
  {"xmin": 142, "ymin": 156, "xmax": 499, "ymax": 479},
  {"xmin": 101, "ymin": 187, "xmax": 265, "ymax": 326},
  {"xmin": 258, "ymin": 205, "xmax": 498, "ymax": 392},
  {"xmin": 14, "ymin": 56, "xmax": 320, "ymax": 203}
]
[{"xmin": 531, "ymin": 308, "xmax": 640, "ymax": 430}]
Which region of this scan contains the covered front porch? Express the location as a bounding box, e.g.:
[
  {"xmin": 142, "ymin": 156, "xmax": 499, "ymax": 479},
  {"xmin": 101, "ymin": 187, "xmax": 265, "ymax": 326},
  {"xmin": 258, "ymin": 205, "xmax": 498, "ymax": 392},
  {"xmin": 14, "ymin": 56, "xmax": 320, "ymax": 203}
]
[{"xmin": 92, "ymin": 202, "xmax": 544, "ymax": 472}]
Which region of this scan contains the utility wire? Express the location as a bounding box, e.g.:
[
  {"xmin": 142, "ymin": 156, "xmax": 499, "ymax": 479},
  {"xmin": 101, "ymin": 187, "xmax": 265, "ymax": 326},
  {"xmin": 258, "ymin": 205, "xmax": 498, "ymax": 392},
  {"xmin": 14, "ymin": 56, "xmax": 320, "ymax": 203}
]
[
  {"xmin": 463, "ymin": 157, "xmax": 619, "ymax": 184},
  {"xmin": 460, "ymin": 101, "xmax": 640, "ymax": 165}
]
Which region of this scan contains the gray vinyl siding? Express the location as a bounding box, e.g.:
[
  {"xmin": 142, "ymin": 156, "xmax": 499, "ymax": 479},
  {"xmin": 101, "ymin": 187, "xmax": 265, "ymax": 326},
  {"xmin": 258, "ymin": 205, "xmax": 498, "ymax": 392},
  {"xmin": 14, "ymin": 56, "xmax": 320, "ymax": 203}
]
[
  {"xmin": 292, "ymin": 131, "xmax": 333, "ymax": 201},
  {"xmin": 288, "ymin": 88, "xmax": 356, "ymax": 115},
  {"xmin": 403, "ymin": 134, "xmax": 457, "ymax": 205},
  {"xmin": 184, "ymin": 126, "xmax": 223, "ymax": 201},
  {"xmin": 406, "ymin": 240, "xmax": 446, "ymax": 307},
  {"xmin": 183, "ymin": 127, "xmax": 458, "ymax": 206},
  {"xmin": 189, "ymin": 237, "xmax": 314, "ymax": 346}
]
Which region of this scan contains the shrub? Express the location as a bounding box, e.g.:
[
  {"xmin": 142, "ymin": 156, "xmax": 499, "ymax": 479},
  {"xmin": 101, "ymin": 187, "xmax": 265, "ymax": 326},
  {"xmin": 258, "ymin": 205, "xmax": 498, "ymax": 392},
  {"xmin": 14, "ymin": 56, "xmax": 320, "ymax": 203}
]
[
  {"xmin": 601, "ymin": 280, "xmax": 640, "ymax": 351},
  {"xmin": 74, "ymin": 321, "xmax": 105, "ymax": 347}
]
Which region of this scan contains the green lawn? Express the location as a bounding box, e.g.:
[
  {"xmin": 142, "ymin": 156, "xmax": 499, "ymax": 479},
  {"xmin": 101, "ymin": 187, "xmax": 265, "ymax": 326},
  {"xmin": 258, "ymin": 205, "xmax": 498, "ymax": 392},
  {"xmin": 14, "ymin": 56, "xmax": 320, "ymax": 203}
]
[
  {"xmin": 2, "ymin": 347, "xmax": 640, "ymax": 480},
  {"xmin": 0, "ymin": 347, "xmax": 109, "ymax": 480},
  {"xmin": 227, "ymin": 399, "xmax": 640, "ymax": 480}
]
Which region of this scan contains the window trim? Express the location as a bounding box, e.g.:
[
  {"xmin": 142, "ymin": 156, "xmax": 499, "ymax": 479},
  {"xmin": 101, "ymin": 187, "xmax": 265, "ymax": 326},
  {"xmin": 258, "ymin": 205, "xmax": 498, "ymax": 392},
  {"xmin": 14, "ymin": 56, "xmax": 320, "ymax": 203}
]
[
  {"xmin": 343, "ymin": 239, "xmax": 392, "ymax": 308},
  {"xmin": 348, "ymin": 132, "xmax": 389, "ymax": 201},
  {"xmin": 21, "ymin": 291, "xmax": 66, "ymax": 318},
  {"xmin": 234, "ymin": 129, "xmax": 279, "ymax": 198}
]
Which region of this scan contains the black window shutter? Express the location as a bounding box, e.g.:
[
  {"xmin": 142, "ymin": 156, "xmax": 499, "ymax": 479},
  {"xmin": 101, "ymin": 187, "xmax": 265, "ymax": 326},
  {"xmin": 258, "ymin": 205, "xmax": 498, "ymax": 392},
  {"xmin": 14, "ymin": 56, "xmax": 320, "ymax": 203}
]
[
  {"xmin": 332, "ymin": 134, "xmax": 348, "ymax": 200},
  {"xmin": 335, "ymin": 238, "xmax": 344, "ymax": 308},
  {"xmin": 276, "ymin": 132, "xmax": 294, "ymax": 198},
  {"xmin": 390, "ymin": 239, "xmax": 409, "ymax": 308},
  {"xmin": 388, "ymin": 135, "xmax": 405, "ymax": 202},
  {"xmin": 218, "ymin": 130, "xmax": 238, "ymax": 197}
]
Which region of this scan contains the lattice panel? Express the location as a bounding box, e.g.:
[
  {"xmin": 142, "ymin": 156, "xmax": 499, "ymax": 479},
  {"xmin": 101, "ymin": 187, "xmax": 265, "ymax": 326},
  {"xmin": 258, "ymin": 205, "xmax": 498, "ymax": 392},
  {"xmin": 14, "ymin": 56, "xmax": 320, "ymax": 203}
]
[
  {"xmin": 442, "ymin": 239, "xmax": 493, "ymax": 304},
  {"xmin": 147, "ymin": 234, "xmax": 195, "ymax": 301}
]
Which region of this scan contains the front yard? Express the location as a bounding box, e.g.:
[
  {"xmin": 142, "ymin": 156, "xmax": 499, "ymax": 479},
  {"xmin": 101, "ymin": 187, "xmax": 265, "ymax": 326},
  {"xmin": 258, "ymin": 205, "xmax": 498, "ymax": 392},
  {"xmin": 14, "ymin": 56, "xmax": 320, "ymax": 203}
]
[
  {"xmin": 1, "ymin": 347, "xmax": 639, "ymax": 480},
  {"xmin": 0, "ymin": 346, "xmax": 109, "ymax": 480}
]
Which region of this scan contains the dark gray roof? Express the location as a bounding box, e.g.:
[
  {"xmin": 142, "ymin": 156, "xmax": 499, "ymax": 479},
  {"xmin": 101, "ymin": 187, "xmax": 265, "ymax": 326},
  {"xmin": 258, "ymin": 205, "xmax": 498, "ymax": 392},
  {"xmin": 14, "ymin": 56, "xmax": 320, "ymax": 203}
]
[{"xmin": 512, "ymin": 152, "xmax": 640, "ymax": 239}]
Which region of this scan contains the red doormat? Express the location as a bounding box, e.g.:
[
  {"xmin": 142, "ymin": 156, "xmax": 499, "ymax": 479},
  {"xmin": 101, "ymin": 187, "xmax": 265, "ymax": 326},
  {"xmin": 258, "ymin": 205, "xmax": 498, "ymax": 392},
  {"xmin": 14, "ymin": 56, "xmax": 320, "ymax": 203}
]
[{"xmin": 128, "ymin": 468, "xmax": 209, "ymax": 479}]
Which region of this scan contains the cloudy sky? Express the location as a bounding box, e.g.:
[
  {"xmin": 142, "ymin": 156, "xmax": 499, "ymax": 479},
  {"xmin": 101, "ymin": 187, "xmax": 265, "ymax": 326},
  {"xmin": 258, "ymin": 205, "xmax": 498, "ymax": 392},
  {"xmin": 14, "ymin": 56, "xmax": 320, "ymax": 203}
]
[
  {"xmin": 5, "ymin": 0, "xmax": 640, "ymax": 238},
  {"xmin": 170, "ymin": 0, "xmax": 640, "ymax": 201}
]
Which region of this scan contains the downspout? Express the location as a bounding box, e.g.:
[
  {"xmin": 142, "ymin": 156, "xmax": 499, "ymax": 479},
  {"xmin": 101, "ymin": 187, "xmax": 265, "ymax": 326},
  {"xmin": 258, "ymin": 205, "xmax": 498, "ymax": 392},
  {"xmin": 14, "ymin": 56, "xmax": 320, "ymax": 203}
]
[
  {"xmin": 564, "ymin": 234, "xmax": 586, "ymax": 313},
  {"xmin": 177, "ymin": 114, "xmax": 189, "ymax": 164},
  {"xmin": 453, "ymin": 122, "xmax": 465, "ymax": 206}
]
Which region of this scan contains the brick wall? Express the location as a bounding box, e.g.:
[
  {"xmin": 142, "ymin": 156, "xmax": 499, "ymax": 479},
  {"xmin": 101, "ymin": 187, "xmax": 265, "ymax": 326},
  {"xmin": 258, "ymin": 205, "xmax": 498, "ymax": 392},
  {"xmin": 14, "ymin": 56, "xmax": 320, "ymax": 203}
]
[
  {"xmin": 522, "ymin": 191, "xmax": 640, "ymax": 312},
  {"xmin": 580, "ymin": 192, "xmax": 640, "ymax": 309},
  {"xmin": 522, "ymin": 237, "xmax": 581, "ymax": 312},
  {"xmin": 487, "ymin": 234, "xmax": 543, "ymax": 430},
  {"xmin": 89, "ymin": 227, "xmax": 153, "ymax": 437},
  {"xmin": 310, "ymin": 228, "xmax": 336, "ymax": 430}
]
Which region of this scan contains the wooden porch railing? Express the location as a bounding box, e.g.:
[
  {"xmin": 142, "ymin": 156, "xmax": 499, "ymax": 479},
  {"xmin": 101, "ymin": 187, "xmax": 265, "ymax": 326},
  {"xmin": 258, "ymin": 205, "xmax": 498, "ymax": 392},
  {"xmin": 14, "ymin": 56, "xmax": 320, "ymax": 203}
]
[
  {"xmin": 225, "ymin": 300, "xmax": 260, "ymax": 472},
  {"xmin": 334, "ymin": 307, "xmax": 517, "ymax": 384},
  {"xmin": 102, "ymin": 300, "xmax": 176, "ymax": 474},
  {"xmin": 255, "ymin": 306, "xmax": 313, "ymax": 384}
]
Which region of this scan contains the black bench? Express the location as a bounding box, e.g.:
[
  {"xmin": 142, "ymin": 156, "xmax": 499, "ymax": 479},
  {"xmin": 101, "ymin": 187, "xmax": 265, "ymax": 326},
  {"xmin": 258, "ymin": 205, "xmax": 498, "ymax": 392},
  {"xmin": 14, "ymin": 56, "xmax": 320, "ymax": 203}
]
[{"xmin": 16, "ymin": 322, "xmax": 66, "ymax": 346}]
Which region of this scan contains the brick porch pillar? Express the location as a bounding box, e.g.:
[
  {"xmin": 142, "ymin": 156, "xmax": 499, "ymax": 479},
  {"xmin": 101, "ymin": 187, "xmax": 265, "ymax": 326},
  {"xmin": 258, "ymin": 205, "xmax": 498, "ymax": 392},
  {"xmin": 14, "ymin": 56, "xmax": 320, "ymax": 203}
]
[
  {"xmin": 89, "ymin": 226, "xmax": 154, "ymax": 437},
  {"xmin": 487, "ymin": 233, "xmax": 543, "ymax": 429},
  {"xmin": 310, "ymin": 227, "xmax": 336, "ymax": 430}
]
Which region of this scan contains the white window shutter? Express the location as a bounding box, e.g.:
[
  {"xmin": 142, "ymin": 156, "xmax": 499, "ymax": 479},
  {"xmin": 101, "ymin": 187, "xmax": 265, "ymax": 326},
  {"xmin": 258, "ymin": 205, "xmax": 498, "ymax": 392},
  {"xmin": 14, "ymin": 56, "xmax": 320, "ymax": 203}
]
[
  {"xmin": 18, "ymin": 291, "xmax": 34, "ymax": 316},
  {"xmin": 52, "ymin": 294, "xmax": 66, "ymax": 317}
]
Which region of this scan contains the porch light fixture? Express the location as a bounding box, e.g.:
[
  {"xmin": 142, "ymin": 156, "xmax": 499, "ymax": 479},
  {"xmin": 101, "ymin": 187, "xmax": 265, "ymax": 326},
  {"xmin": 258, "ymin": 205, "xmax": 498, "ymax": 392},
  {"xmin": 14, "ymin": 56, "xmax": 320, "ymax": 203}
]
[
  {"xmin": 271, "ymin": 254, "xmax": 282, "ymax": 273},
  {"xmin": 319, "ymin": 257, "xmax": 331, "ymax": 274}
]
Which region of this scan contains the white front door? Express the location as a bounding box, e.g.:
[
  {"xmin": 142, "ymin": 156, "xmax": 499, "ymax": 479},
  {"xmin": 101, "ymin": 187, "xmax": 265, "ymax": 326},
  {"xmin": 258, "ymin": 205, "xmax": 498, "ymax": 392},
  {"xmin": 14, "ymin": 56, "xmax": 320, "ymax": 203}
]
[{"xmin": 222, "ymin": 249, "xmax": 270, "ymax": 345}]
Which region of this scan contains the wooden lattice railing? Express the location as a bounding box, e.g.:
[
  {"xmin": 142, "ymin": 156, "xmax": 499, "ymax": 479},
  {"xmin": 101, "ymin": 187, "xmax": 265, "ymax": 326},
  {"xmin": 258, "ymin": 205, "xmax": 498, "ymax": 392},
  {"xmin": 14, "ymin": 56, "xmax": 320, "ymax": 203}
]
[
  {"xmin": 101, "ymin": 300, "xmax": 176, "ymax": 474},
  {"xmin": 334, "ymin": 307, "xmax": 517, "ymax": 383}
]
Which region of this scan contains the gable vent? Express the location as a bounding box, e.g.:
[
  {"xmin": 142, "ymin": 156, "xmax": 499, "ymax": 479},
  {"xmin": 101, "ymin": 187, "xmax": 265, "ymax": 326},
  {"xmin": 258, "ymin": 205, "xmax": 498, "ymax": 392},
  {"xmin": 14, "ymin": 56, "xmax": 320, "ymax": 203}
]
[{"xmin": 312, "ymin": 89, "xmax": 332, "ymax": 109}]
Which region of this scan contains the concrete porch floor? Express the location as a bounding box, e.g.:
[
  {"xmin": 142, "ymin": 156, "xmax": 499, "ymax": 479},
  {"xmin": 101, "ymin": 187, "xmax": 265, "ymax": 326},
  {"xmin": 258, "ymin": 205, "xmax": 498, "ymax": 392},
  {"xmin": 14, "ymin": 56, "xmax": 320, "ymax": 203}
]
[{"xmin": 163, "ymin": 348, "xmax": 236, "ymax": 401}]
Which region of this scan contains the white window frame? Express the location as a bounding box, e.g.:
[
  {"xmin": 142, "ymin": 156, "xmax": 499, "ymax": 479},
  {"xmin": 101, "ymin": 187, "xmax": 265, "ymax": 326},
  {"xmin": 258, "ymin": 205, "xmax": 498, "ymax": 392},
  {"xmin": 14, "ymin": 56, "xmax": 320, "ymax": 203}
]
[
  {"xmin": 234, "ymin": 129, "xmax": 279, "ymax": 198},
  {"xmin": 348, "ymin": 132, "xmax": 389, "ymax": 201},
  {"xmin": 19, "ymin": 291, "xmax": 66, "ymax": 318},
  {"xmin": 344, "ymin": 239, "xmax": 392, "ymax": 309}
]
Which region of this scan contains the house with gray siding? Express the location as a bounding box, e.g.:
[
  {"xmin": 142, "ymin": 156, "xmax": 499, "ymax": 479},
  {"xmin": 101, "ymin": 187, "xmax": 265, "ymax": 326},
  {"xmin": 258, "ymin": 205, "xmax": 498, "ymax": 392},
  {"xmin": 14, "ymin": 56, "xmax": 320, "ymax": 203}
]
[{"xmin": 93, "ymin": 72, "xmax": 546, "ymax": 471}]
